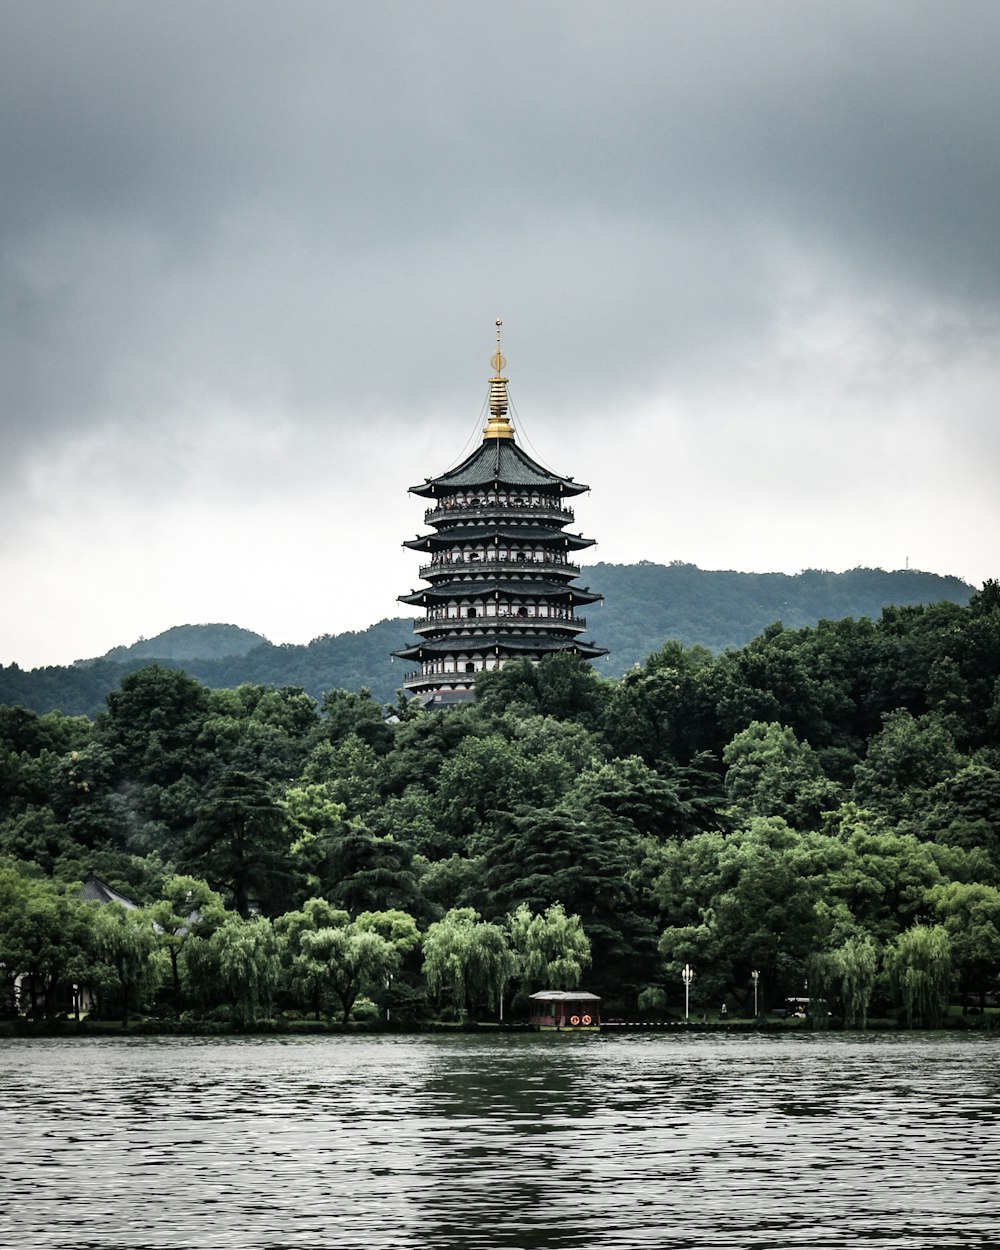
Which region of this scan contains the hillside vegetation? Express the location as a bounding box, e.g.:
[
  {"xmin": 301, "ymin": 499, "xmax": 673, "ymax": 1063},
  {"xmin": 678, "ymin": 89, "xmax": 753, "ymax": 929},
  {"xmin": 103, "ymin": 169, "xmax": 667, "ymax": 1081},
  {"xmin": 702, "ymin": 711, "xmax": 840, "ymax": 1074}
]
[
  {"xmin": 2, "ymin": 581, "xmax": 999, "ymax": 1031},
  {"xmin": 80, "ymin": 623, "xmax": 267, "ymax": 667},
  {"xmin": 0, "ymin": 564, "xmax": 973, "ymax": 716}
]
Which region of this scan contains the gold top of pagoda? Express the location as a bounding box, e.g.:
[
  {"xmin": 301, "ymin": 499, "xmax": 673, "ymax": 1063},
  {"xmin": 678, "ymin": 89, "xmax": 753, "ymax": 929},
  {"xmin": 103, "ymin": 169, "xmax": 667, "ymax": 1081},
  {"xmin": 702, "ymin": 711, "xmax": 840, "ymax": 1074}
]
[{"xmin": 482, "ymin": 318, "xmax": 515, "ymax": 440}]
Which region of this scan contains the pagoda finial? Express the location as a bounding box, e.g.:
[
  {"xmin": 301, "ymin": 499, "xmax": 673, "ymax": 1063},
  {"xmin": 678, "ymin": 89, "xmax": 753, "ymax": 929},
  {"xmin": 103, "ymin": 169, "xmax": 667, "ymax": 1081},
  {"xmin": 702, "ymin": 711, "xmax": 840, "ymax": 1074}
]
[{"xmin": 483, "ymin": 317, "xmax": 515, "ymax": 440}]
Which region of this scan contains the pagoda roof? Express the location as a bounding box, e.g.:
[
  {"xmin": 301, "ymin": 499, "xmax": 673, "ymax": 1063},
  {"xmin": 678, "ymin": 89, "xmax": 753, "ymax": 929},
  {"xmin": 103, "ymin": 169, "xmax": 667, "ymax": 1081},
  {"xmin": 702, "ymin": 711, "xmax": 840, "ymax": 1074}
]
[
  {"xmin": 404, "ymin": 524, "xmax": 595, "ymax": 552},
  {"xmin": 410, "ymin": 439, "xmax": 588, "ymax": 499},
  {"xmin": 399, "ymin": 578, "xmax": 602, "ymax": 605},
  {"xmin": 393, "ymin": 633, "xmax": 608, "ymax": 661}
]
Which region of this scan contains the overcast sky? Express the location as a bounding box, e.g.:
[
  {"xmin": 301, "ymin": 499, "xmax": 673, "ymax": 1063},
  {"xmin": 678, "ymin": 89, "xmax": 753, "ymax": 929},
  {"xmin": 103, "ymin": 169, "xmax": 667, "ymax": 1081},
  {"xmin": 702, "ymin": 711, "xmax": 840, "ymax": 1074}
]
[{"xmin": 3, "ymin": 1, "xmax": 998, "ymax": 669}]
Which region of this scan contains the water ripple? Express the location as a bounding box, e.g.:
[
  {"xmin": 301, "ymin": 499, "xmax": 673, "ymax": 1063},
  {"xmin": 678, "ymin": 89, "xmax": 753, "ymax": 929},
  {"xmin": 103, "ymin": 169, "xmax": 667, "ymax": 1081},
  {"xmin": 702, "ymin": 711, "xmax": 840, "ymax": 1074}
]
[{"xmin": 2, "ymin": 1032, "xmax": 998, "ymax": 1249}]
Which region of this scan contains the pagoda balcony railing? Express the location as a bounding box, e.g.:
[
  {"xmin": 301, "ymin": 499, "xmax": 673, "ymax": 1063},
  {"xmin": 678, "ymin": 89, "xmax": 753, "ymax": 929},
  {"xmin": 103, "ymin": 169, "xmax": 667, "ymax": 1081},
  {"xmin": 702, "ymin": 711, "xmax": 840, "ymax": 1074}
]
[
  {"xmin": 424, "ymin": 502, "xmax": 574, "ymax": 524},
  {"xmin": 414, "ymin": 612, "xmax": 587, "ymax": 631},
  {"xmin": 402, "ymin": 667, "xmax": 502, "ymax": 688},
  {"xmin": 418, "ymin": 556, "xmax": 580, "ymax": 579}
]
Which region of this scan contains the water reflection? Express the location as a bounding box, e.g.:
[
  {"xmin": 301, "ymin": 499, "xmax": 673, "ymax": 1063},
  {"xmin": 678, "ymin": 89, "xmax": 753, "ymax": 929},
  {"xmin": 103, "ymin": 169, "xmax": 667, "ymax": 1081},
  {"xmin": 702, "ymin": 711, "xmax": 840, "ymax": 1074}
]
[{"xmin": 1, "ymin": 1032, "xmax": 998, "ymax": 1248}]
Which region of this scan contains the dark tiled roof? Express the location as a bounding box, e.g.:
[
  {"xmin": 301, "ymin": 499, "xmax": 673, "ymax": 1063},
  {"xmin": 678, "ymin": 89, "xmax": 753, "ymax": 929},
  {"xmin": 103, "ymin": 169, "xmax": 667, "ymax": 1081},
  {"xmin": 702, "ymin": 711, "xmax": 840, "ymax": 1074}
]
[
  {"xmin": 80, "ymin": 875, "xmax": 140, "ymax": 909},
  {"xmin": 410, "ymin": 440, "xmax": 588, "ymax": 498},
  {"xmin": 399, "ymin": 578, "xmax": 602, "ymax": 605},
  {"xmin": 394, "ymin": 634, "xmax": 608, "ymax": 660},
  {"xmin": 404, "ymin": 525, "xmax": 595, "ymax": 551}
]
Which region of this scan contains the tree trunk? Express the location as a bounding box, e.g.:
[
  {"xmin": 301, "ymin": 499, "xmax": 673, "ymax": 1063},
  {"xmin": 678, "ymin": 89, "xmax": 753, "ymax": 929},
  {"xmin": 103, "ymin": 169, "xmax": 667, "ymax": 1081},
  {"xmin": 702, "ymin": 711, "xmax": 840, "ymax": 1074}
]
[{"xmin": 170, "ymin": 948, "xmax": 183, "ymax": 1018}]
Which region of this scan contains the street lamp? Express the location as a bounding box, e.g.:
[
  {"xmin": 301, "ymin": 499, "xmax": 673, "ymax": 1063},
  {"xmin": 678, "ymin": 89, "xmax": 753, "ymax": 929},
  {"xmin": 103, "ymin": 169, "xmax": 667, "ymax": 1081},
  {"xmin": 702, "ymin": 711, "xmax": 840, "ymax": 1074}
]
[
  {"xmin": 682, "ymin": 964, "xmax": 694, "ymax": 1021},
  {"xmin": 751, "ymin": 970, "xmax": 760, "ymax": 1018}
]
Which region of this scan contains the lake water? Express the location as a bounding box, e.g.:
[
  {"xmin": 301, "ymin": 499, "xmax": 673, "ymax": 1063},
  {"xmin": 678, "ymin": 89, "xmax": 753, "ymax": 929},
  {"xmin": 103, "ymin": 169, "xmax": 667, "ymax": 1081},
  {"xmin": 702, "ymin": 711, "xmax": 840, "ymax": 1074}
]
[{"xmin": 2, "ymin": 1032, "xmax": 998, "ymax": 1249}]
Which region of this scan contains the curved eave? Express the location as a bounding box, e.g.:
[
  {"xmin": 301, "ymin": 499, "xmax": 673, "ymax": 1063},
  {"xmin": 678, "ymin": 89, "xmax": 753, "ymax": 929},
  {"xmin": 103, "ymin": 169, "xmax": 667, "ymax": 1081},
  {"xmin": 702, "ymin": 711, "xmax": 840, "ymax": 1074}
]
[
  {"xmin": 410, "ymin": 439, "xmax": 588, "ymax": 498},
  {"xmin": 393, "ymin": 635, "xmax": 608, "ymax": 661},
  {"xmin": 399, "ymin": 579, "xmax": 603, "ymax": 606},
  {"xmin": 403, "ymin": 525, "xmax": 596, "ymax": 552}
]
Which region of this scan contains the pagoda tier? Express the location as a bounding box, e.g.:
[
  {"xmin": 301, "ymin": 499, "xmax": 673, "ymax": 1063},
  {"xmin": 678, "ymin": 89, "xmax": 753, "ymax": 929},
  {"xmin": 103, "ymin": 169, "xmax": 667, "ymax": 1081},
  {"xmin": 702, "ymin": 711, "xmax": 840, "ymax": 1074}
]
[
  {"xmin": 403, "ymin": 524, "xmax": 595, "ymax": 553},
  {"xmin": 409, "ymin": 439, "xmax": 588, "ymax": 499},
  {"xmin": 393, "ymin": 325, "xmax": 607, "ymax": 704},
  {"xmin": 398, "ymin": 577, "xmax": 602, "ymax": 607}
]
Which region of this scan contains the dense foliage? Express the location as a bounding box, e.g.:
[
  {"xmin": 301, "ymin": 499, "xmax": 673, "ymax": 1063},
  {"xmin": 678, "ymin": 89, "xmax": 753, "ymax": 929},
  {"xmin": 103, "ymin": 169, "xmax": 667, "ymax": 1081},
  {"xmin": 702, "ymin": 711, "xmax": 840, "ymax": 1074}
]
[
  {"xmin": 1, "ymin": 583, "xmax": 998, "ymax": 1029},
  {"xmin": 0, "ymin": 565, "xmax": 971, "ymax": 716}
]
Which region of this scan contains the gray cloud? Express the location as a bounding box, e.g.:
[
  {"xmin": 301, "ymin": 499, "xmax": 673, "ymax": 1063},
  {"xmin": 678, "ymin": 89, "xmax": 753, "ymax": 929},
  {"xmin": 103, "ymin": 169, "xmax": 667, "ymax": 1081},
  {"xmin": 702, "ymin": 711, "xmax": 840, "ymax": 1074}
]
[{"xmin": 2, "ymin": 1, "xmax": 998, "ymax": 665}]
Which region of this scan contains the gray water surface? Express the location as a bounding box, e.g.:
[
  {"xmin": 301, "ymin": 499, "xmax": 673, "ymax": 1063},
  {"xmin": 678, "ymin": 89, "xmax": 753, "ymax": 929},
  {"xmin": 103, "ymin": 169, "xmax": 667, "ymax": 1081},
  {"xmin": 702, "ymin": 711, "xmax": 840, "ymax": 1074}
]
[{"xmin": 2, "ymin": 1032, "xmax": 998, "ymax": 1249}]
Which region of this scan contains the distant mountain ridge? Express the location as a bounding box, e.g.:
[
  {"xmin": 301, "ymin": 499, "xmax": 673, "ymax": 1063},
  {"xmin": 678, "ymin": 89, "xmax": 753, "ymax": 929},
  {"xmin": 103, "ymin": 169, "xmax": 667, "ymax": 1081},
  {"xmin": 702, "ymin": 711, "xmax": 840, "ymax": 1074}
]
[
  {"xmin": 0, "ymin": 563, "xmax": 977, "ymax": 717},
  {"xmin": 76, "ymin": 623, "xmax": 267, "ymax": 667}
]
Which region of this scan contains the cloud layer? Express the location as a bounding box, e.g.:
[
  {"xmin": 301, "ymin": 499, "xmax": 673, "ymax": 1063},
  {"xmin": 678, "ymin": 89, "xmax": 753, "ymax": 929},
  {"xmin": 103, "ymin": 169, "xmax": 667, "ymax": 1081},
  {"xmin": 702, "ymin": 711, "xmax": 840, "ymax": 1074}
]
[{"xmin": 3, "ymin": 2, "xmax": 998, "ymax": 667}]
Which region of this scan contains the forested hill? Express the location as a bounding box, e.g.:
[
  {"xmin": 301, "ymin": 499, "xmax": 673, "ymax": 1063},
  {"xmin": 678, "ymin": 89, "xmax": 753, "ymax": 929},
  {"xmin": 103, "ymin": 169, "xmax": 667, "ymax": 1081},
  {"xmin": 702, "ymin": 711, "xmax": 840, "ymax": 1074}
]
[
  {"xmin": 0, "ymin": 564, "xmax": 975, "ymax": 716},
  {"xmin": 584, "ymin": 563, "xmax": 974, "ymax": 669},
  {"xmin": 82, "ymin": 623, "xmax": 268, "ymax": 667}
]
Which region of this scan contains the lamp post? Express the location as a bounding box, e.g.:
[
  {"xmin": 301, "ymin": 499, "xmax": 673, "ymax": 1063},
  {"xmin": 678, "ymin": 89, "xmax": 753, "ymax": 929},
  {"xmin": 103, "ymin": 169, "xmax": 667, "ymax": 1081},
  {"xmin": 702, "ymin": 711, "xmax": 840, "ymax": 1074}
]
[
  {"xmin": 751, "ymin": 969, "xmax": 760, "ymax": 1018},
  {"xmin": 682, "ymin": 964, "xmax": 694, "ymax": 1021}
]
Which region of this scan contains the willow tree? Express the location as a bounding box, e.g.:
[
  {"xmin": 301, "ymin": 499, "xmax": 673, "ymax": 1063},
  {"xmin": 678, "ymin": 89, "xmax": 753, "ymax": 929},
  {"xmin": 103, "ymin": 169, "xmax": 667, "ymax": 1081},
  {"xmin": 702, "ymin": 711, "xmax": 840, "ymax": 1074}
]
[
  {"xmin": 197, "ymin": 913, "xmax": 282, "ymax": 1027},
  {"xmin": 422, "ymin": 908, "xmax": 517, "ymax": 1020},
  {"xmin": 147, "ymin": 874, "xmax": 227, "ymax": 1017},
  {"xmin": 508, "ymin": 902, "xmax": 591, "ymax": 991},
  {"xmin": 296, "ymin": 924, "xmax": 400, "ymax": 1024},
  {"xmin": 884, "ymin": 924, "xmax": 953, "ymax": 1028},
  {"xmin": 92, "ymin": 903, "xmax": 160, "ymax": 1029}
]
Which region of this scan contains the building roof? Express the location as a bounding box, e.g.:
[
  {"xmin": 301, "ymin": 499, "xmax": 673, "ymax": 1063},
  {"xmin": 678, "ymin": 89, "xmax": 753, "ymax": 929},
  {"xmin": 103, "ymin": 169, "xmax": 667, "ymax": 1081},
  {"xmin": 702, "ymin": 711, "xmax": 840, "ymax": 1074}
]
[
  {"xmin": 410, "ymin": 439, "xmax": 589, "ymax": 499},
  {"xmin": 80, "ymin": 875, "xmax": 140, "ymax": 909},
  {"xmin": 399, "ymin": 577, "xmax": 602, "ymax": 606},
  {"xmin": 529, "ymin": 991, "xmax": 602, "ymax": 1002},
  {"xmin": 404, "ymin": 524, "xmax": 595, "ymax": 552},
  {"xmin": 394, "ymin": 633, "xmax": 608, "ymax": 661}
]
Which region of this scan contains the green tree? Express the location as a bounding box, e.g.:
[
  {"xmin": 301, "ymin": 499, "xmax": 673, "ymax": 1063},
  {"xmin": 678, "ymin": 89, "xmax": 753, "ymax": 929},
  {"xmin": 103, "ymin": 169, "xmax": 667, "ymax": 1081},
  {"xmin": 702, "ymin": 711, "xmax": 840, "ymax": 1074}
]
[
  {"xmin": 508, "ymin": 902, "xmax": 591, "ymax": 991},
  {"xmin": 0, "ymin": 869, "xmax": 93, "ymax": 1018},
  {"xmin": 146, "ymin": 875, "xmax": 227, "ymax": 1016},
  {"xmin": 927, "ymin": 882, "xmax": 1000, "ymax": 1008},
  {"xmin": 184, "ymin": 770, "xmax": 293, "ymax": 916},
  {"xmin": 320, "ymin": 688, "xmax": 394, "ymax": 754},
  {"xmin": 99, "ymin": 665, "xmax": 211, "ymax": 786},
  {"xmin": 296, "ymin": 924, "xmax": 400, "ymax": 1024},
  {"xmin": 284, "ymin": 781, "xmax": 349, "ymax": 893},
  {"xmin": 274, "ymin": 897, "xmax": 350, "ymax": 1017},
  {"xmin": 884, "ymin": 923, "xmax": 953, "ymax": 1028},
  {"xmin": 436, "ymin": 733, "xmax": 571, "ymax": 845},
  {"xmin": 602, "ymin": 641, "xmax": 718, "ymax": 767},
  {"xmin": 853, "ymin": 711, "xmax": 961, "ymax": 821},
  {"xmin": 354, "ymin": 908, "xmax": 422, "ymax": 957},
  {"xmin": 569, "ymin": 754, "xmax": 707, "ymax": 841},
  {"xmin": 326, "ymin": 820, "xmax": 418, "ymax": 915},
  {"xmin": 422, "ymin": 908, "xmax": 517, "ymax": 1019},
  {"xmin": 198, "ymin": 913, "xmax": 282, "ymax": 1027},
  {"xmin": 0, "ymin": 804, "xmax": 75, "ymax": 874},
  {"xmin": 475, "ymin": 653, "xmax": 608, "ymax": 727},
  {"xmin": 835, "ymin": 934, "xmax": 879, "ymax": 1029},
  {"xmin": 92, "ymin": 903, "xmax": 160, "ymax": 1029},
  {"xmin": 655, "ymin": 820, "xmax": 843, "ymax": 1008},
  {"xmin": 723, "ymin": 720, "xmax": 840, "ymax": 829},
  {"xmin": 479, "ymin": 803, "xmax": 652, "ymax": 982}
]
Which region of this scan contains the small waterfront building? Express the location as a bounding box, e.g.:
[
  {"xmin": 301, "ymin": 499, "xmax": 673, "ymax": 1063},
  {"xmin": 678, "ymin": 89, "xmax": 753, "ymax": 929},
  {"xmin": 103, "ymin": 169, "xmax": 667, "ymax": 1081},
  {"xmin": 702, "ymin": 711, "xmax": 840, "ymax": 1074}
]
[
  {"xmin": 529, "ymin": 990, "xmax": 602, "ymax": 1031},
  {"xmin": 393, "ymin": 324, "xmax": 607, "ymax": 706}
]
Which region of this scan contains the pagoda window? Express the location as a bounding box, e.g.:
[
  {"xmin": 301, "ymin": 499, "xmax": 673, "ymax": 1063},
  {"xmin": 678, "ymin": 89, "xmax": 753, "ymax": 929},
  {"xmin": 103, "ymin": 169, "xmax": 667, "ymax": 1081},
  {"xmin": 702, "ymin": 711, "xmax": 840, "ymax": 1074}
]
[
  {"xmin": 465, "ymin": 662, "xmax": 476, "ymax": 674},
  {"xmin": 467, "ymin": 607, "xmax": 477, "ymax": 619}
]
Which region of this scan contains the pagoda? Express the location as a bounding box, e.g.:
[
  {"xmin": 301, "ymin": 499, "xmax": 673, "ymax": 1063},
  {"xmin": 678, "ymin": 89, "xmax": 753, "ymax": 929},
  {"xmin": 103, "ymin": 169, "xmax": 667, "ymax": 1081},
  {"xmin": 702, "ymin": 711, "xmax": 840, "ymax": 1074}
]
[{"xmin": 394, "ymin": 324, "xmax": 607, "ymax": 706}]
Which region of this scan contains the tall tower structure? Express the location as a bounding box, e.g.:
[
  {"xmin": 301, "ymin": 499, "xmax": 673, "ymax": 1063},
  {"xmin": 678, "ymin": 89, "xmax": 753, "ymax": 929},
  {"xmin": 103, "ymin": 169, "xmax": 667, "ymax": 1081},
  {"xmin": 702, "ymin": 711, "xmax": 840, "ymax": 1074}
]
[{"xmin": 394, "ymin": 324, "xmax": 607, "ymax": 706}]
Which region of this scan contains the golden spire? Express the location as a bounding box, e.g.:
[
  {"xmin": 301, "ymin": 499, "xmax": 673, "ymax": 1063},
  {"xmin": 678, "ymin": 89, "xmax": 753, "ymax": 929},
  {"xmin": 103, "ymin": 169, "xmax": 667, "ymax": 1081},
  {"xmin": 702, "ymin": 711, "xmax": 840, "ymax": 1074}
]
[{"xmin": 482, "ymin": 318, "xmax": 515, "ymax": 440}]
